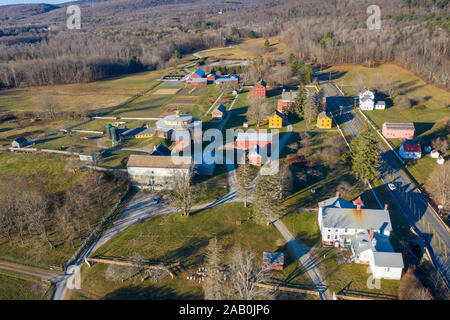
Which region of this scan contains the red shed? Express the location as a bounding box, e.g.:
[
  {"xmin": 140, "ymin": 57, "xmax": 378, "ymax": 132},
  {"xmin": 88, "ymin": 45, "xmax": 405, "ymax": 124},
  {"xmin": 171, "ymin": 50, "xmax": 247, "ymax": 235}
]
[{"xmin": 263, "ymin": 251, "xmax": 284, "ymax": 270}]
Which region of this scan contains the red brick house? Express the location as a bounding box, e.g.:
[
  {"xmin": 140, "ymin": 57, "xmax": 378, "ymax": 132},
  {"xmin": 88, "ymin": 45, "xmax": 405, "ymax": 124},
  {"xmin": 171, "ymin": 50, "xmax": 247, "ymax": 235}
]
[
  {"xmin": 250, "ymin": 80, "xmax": 267, "ymax": 98},
  {"xmin": 277, "ymin": 90, "xmax": 297, "ymax": 113}
]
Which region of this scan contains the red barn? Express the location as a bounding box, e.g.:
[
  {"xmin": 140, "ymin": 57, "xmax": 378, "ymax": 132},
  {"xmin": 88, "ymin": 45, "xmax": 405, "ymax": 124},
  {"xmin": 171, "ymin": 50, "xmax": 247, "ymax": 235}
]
[
  {"xmin": 235, "ymin": 132, "xmax": 272, "ymax": 150},
  {"xmin": 250, "ymin": 80, "xmax": 267, "ymax": 98},
  {"xmin": 263, "ymin": 251, "xmax": 284, "ymax": 270}
]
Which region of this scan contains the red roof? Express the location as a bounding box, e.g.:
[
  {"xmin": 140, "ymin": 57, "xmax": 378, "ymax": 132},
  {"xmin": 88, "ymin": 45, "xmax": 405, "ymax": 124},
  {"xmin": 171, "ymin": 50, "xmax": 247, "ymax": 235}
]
[
  {"xmin": 403, "ymin": 142, "xmax": 421, "ymax": 153},
  {"xmin": 352, "ymin": 196, "xmax": 364, "ymax": 207}
]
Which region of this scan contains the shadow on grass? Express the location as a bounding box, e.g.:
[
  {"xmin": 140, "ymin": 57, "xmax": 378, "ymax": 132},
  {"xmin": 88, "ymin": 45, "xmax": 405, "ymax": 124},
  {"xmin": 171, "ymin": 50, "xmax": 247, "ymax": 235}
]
[{"xmin": 102, "ymin": 285, "xmax": 201, "ymax": 300}]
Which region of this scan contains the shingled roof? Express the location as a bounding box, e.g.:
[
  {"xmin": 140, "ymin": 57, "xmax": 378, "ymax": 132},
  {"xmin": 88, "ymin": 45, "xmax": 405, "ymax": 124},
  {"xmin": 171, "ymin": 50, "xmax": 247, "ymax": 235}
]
[{"xmin": 127, "ymin": 155, "xmax": 191, "ymax": 169}]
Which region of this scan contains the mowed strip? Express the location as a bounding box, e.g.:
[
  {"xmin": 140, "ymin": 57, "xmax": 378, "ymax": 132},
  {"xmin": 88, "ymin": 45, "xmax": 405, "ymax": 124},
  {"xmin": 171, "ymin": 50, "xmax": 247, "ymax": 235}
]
[
  {"xmin": 153, "ymin": 88, "xmax": 181, "ymax": 95},
  {"xmin": 169, "ymin": 95, "xmax": 198, "ymax": 105}
]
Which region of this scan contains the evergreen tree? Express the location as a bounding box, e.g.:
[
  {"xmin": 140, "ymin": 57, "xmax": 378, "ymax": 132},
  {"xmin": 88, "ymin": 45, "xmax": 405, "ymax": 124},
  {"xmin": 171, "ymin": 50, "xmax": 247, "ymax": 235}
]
[
  {"xmin": 346, "ymin": 126, "xmax": 381, "ymax": 182},
  {"xmin": 236, "ymin": 155, "xmax": 253, "ymax": 207},
  {"xmin": 203, "ymin": 237, "xmax": 225, "ymax": 300},
  {"xmin": 291, "ymin": 85, "xmax": 307, "ymax": 119},
  {"xmin": 303, "ymin": 92, "xmax": 319, "ymax": 129},
  {"xmin": 253, "ymin": 175, "xmax": 284, "ymax": 225}
]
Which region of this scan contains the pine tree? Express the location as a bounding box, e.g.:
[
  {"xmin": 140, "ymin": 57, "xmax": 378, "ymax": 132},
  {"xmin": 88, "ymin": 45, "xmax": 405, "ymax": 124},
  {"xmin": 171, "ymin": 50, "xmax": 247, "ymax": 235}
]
[
  {"xmin": 291, "ymin": 85, "xmax": 307, "ymax": 119},
  {"xmin": 203, "ymin": 237, "xmax": 225, "ymax": 300},
  {"xmin": 348, "ymin": 125, "xmax": 381, "ymax": 182},
  {"xmin": 253, "ymin": 175, "xmax": 284, "ymax": 225},
  {"xmin": 303, "ymin": 92, "xmax": 319, "ymax": 129},
  {"xmin": 236, "ymin": 155, "xmax": 253, "ymax": 207}
]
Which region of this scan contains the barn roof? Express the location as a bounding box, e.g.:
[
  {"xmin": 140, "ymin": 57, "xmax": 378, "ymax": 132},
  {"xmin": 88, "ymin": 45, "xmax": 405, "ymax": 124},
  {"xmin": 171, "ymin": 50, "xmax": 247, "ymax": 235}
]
[
  {"xmin": 127, "ymin": 155, "xmax": 191, "ymax": 169},
  {"xmin": 193, "ymin": 68, "xmax": 206, "ymax": 77},
  {"xmin": 402, "ymin": 141, "xmax": 421, "ymax": 153},
  {"xmin": 383, "ymin": 122, "xmax": 415, "ymax": 131},
  {"xmin": 236, "ymin": 132, "xmax": 272, "ymax": 142}
]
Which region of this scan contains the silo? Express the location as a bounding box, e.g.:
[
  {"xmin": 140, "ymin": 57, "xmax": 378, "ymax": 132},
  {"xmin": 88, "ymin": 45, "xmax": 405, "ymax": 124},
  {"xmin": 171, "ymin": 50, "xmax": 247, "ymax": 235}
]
[
  {"xmin": 110, "ymin": 126, "xmax": 119, "ymax": 142},
  {"xmin": 105, "ymin": 124, "xmax": 112, "ymax": 140}
]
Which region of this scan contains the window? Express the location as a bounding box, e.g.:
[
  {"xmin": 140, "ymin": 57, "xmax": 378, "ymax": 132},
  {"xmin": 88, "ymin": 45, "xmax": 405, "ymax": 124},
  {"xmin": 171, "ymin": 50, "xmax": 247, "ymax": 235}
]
[
  {"xmin": 345, "ymin": 228, "xmax": 348, "ymax": 233},
  {"xmin": 327, "ymin": 235, "xmax": 330, "ymax": 239}
]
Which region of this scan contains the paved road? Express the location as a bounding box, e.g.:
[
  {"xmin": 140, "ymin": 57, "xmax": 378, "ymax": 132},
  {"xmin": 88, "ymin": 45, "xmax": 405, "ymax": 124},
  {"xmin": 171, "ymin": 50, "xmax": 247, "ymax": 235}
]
[
  {"xmin": 52, "ymin": 192, "xmax": 172, "ymax": 300},
  {"xmin": 319, "ymin": 79, "xmax": 450, "ymax": 289},
  {"xmin": 270, "ymin": 218, "xmax": 331, "ymax": 300},
  {"xmin": 0, "ymin": 260, "xmax": 64, "ymax": 283}
]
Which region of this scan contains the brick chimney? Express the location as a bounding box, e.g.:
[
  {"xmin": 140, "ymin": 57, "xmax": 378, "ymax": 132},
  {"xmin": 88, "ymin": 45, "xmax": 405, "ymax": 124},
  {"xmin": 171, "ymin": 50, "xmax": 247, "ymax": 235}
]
[
  {"xmin": 336, "ymin": 191, "xmax": 340, "ymax": 198},
  {"xmin": 357, "ymin": 204, "xmax": 361, "ymax": 210},
  {"xmin": 384, "ymin": 204, "xmax": 388, "ymax": 211},
  {"xmin": 369, "ymin": 229, "xmax": 374, "ymax": 240}
]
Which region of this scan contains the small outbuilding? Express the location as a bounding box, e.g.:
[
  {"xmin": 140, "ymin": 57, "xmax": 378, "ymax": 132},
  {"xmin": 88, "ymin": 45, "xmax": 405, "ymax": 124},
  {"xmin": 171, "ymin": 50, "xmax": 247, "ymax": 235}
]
[
  {"xmin": 375, "ymin": 101, "xmax": 386, "ymax": 110},
  {"xmin": 12, "ymin": 137, "xmax": 28, "ymax": 148},
  {"xmin": 263, "ymin": 251, "xmax": 285, "ymax": 270},
  {"xmin": 399, "ymin": 140, "xmax": 422, "ymax": 159},
  {"xmin": 212, "ymin": 104, "xmax": 227, "ymax": 120}
]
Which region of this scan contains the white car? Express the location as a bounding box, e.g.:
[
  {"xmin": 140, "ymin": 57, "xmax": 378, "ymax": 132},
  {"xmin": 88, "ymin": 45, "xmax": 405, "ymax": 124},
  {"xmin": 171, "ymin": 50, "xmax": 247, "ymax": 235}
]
[{"xmin": 388, "ymin": 183, "xmax": 396, "ymax": 191}]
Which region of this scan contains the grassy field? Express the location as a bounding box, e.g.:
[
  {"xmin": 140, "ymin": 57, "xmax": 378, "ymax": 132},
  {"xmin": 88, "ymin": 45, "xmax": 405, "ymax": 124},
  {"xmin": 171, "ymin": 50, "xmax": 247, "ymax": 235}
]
[
  {"xmin": 0, "ymin": 70, "xmax": 167, "ymax": 114},
  {"xmin": 33, "ymin": 132, "xmax": 103, "ymax": 154},
  {"xmin": 198, "ymin": 47, "xmax": 256, "ymax": 59},
  {"xmin": 281, "ymin": 211, "xmax": 321, "ymax": 248},
  {"xmin": 0, "ymin": 272, "xmax": 53, "ymax": 300},
  {"xmin": 0, "ymin": 151, "xmax": 126, "ymax": 267},
  {"xmin": 66, "ymin": 202, "xmax": 284, "ymax": 299},
  {"xmin": 0, "ymin": 118, "xmax": 74, "ymax": 150}
]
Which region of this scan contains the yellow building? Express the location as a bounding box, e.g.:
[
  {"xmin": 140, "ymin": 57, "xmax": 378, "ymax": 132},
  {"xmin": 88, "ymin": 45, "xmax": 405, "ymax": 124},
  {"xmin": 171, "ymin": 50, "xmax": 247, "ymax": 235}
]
[
  {"xmin": 317, "ymin": 112, "xmax": 332, "ymax": 129},
  {"xmin": 268, "ymin": 111, "xmax": 283, "ymax": 128}
]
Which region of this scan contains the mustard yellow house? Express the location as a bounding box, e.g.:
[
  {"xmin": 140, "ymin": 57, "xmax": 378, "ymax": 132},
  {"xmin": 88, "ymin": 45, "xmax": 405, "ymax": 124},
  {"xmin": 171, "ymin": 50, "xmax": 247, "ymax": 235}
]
[
  {"xmin": 317, "ymin": 112, "xmax": 332, "ymax": 129},
  {"xmin": 269, "ymin": 111, "xmax": 283, "ymax": 128}
]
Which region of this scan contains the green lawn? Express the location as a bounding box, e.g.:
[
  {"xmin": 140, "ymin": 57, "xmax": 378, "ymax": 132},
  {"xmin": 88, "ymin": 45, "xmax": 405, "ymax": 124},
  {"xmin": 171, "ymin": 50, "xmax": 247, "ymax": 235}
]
[
  {"xmin": 320, "ymin": 250, "xmax": 399, "ymax": 297},
  {"xmin": 68, "ymin": 202, "xmax": 284, "ymax": 299},
  {"xmin": 0, "ymin": 272, "xmax": 53, "ymax": 300},
  {"xmin": 0, "ymin": 69, "xmax": 166, "ymax": 114},
  {"xmin": 281, "ymin": 211, "xmax": 321, "ymax": 248},
  {"xmin": 33, "ymin": 132, "xmax": 102, "ymax": 154}
]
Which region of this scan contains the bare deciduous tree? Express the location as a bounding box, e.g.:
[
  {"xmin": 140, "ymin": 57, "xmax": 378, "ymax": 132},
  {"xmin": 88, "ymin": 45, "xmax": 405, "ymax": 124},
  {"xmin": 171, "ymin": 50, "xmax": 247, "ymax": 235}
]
[{"xmin": 170, "ymin": 167, "xmax": 194, "ymax": 216}]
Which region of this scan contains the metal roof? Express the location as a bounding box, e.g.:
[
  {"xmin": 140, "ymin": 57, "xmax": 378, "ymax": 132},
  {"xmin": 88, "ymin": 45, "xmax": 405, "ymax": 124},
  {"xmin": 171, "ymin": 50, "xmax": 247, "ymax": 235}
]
[
  {"xmin": 383, "ymin": 122, "xmax": 415, "ymax": 131},
  {"xmin": 236, "ymin": 132, "xmax": 272, "ymax": 142},
  {"xmin": 319, "ymin": 196, "xmax": 392, "ymax": 233},
  {"xmin": 373, "ymin": 252, "xmax": 404, "ymax": 268},
  {"xmin": 194, "ymin": 68, "xmax": 206, "ymax": 77}
]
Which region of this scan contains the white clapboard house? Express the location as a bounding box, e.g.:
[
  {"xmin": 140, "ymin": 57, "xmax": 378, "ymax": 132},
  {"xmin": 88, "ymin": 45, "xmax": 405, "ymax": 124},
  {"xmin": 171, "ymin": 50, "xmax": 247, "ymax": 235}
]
[
  {"xmin": 358, "ymin": 90, "xmax": 375, "ymax": 111},
  {"xmin": 318, "ymin": 192, "xmax": 404, "ymax": 280}
]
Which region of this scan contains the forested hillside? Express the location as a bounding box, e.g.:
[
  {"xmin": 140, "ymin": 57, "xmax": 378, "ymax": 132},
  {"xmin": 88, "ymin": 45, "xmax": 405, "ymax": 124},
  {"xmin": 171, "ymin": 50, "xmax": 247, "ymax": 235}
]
[{"xmin": 0, "ymin": 0, "xmax": 448, "ymax": 89}]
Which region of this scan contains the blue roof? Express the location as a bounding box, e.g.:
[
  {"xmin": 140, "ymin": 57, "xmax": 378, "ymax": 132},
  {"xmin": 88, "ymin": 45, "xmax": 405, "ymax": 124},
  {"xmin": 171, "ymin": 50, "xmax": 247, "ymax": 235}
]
[{"xmin": 194, "ymin": 68, "xmax": 206, "ymax": 77}]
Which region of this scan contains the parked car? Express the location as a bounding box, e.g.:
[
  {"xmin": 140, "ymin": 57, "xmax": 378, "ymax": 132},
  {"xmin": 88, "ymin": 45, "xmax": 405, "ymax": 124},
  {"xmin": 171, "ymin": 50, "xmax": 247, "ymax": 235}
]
[
  {"xmin": 152, "ymin": 197, "xmax": 160, "ymax": 204},
  {"xmin": 388, "ymin": 183, "xmax": 396, "ymax": 191},
  {"xmin": 80, "ymin": 136, "xmax": 89, "ymax": 140}
]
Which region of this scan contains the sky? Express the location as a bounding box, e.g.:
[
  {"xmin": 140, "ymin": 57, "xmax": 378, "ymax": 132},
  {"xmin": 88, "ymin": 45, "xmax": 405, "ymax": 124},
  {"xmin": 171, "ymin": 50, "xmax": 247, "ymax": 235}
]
[{"xmin": 0, "ymin": 0, "xmax": 74, "ymax": 5}]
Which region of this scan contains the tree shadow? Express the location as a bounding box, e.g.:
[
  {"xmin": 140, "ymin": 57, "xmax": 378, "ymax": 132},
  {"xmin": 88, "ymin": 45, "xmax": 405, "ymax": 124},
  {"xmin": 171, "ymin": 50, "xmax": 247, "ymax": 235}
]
[{"xmin": 102, "ymin": 285, "xmax": 201, "ymax": 300}]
